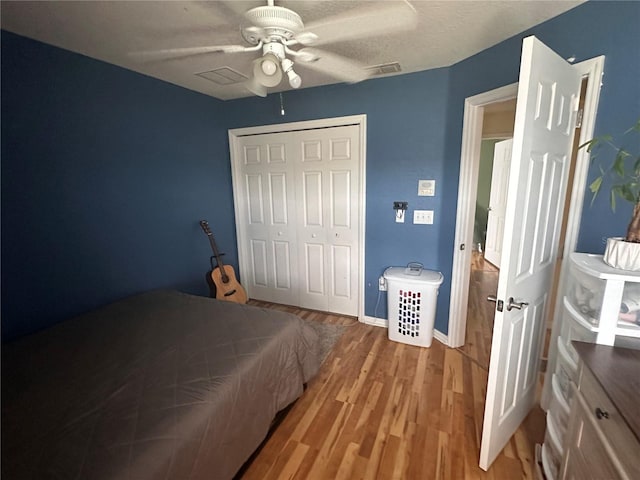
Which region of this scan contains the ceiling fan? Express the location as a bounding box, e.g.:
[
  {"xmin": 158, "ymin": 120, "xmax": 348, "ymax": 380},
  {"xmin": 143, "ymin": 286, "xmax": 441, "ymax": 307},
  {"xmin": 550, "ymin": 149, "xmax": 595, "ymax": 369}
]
[{"xmin": 132, "ymin": 0, "xmax": 418, "ymax": 97}]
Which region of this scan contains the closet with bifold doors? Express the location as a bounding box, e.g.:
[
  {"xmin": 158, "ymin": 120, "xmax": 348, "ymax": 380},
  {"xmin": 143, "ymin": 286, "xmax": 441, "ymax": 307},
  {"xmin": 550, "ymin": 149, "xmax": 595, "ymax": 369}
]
[{"xmin": 229, "ymin": 118, "xmax": 364, "ymax": 316}]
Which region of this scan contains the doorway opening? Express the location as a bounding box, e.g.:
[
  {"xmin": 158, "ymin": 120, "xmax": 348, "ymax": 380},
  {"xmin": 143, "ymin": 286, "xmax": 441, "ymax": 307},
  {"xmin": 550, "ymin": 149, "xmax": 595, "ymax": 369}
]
[
  {"xmin": 458, "ymin": 99, "xmax": 516, "ymax": 370},
  {"xmin": 448, "ymin": 56, "xmax": 604, "ymax": 358}
]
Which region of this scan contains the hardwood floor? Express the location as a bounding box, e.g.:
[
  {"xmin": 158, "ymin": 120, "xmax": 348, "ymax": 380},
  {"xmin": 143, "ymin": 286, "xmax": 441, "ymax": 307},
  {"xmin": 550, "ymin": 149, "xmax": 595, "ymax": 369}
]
[{"xmin": 240, "ymin": 291, "xmax": 544, "ymax": 479}]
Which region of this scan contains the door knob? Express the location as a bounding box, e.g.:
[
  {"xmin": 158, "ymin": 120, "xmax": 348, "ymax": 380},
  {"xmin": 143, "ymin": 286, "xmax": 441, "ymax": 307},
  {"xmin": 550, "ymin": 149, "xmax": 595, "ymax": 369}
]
[
  {"xmin": 487, "ymin": 295, "xmax": 498, "ymax": 303},
  {"xmin": 506, "ymin": 297, "xmax": 529, "ymax": 311}
]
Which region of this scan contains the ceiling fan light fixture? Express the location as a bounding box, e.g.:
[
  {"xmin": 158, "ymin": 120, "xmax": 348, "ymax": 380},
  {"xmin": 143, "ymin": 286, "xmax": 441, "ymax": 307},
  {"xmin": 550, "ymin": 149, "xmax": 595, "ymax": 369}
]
[
  {"xmin": 281, "ymin": 58, "xmax": 301, "ymax": 89},
  {"xmin": 287, "ymin": 70, "xmax": 302, "ymax": 89},
  {"xmin": 253, "ymin": 53, "xmax": 282, "ymax": 87},
  {"xmin": 261, "ymin": 57, "xmax": 278, "ymax": 76}
]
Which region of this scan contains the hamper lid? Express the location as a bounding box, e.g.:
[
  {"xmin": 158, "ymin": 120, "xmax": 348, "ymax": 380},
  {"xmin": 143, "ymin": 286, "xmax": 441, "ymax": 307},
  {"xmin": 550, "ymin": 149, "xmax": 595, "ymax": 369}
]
[{"xmin": 383, "ymin": 266, "xmax": 444, "ymax": 286}]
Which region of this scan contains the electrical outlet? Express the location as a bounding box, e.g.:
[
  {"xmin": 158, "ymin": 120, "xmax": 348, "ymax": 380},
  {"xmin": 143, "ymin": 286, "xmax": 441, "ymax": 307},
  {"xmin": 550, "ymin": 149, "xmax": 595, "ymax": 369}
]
[
  {"xmin": 414, "ymin": 210, "xmax": 434, "ymax": 224},
  {"xmin": 378, "ymin": 276, "xmax": 387, "ymax": 291}
]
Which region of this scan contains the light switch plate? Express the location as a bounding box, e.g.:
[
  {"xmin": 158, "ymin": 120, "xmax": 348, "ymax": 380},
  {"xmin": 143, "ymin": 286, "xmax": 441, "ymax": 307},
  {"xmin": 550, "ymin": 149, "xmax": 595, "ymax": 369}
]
[
  {"xmin": 414, "ymin": 210, "xmax": 434, "ymax": 224},
  {"xmin": 418, "ymin": 179, "xmax": 435, "ymax": 196}
]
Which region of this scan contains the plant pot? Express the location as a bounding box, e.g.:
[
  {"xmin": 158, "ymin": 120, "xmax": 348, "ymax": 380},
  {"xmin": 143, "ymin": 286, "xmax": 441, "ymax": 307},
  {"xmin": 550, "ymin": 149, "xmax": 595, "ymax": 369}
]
[{"xmin": 603, "ymin": 237, "xmax": 640, "ymax": 271}]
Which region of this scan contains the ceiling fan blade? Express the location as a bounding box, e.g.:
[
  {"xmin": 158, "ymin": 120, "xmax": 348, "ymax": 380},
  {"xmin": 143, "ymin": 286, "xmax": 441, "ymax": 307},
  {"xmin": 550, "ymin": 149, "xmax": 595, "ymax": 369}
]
[
  {"xmin": 296, "ymin": 48, "xmax": 371, "ymax": 84},
  {"xmin": 129, "ymin": 44, "xmax": 249, "ymax": 61},
  {"xmin": 294, "ymin": 1, "xmax": 417, "ymax": 46}
]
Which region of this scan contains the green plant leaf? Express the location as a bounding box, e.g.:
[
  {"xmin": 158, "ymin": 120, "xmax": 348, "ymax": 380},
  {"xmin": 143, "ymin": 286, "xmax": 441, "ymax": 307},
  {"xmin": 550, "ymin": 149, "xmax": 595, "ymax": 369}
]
[
  {"xmin": 613, "ymin": 152, "xmax": 626, "ymax": 177},
  {"xmin": 619, "ymin": 184, "xmax": 636, "ymax": 203},
  {"xmin": 587, "ymin": 119, "xmax": 640, "ymax": 211}
]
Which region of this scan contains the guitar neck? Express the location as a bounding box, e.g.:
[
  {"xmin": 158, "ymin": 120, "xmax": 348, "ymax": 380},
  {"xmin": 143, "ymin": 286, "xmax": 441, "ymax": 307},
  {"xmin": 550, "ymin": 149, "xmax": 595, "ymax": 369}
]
[
  {"xmin": 208, "ymin": 236, "xmax": 226, "ymax": 269},
  {"xmin": 199, "ymin": 220, "xmax": 230, "ymax": 283}
]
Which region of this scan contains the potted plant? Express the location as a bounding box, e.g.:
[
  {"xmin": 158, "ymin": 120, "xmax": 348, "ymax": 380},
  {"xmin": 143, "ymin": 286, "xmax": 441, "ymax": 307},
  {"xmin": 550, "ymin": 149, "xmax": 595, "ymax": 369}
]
[{"xmin": 586, "ymin": 118, "xmax": 640, "ymax": 270}]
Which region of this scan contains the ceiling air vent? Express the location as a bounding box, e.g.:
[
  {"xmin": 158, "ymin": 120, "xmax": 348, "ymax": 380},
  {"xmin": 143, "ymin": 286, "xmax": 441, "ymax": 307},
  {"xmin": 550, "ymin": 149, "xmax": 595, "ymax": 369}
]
[
  {"xmin": 366, "ymin": 62, "xmax": 402, "ymax": 76},
  {"xmin": 196, "ymin": 67, "xmax": 247, "ymax": 85}
]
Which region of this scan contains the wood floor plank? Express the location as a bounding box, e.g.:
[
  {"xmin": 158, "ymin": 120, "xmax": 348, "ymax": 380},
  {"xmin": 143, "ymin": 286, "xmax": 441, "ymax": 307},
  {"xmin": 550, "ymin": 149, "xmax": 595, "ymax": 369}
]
[{"xmin": 333, "ymin": 442, "xmax": 360, "ymax": 480}]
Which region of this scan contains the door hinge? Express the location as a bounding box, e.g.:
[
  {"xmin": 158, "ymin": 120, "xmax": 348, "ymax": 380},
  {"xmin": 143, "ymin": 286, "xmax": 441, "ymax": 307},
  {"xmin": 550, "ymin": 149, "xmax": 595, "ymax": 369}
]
[{"xmin": 575, "ymin": 108, "xmax": 584, "ymax": 129}]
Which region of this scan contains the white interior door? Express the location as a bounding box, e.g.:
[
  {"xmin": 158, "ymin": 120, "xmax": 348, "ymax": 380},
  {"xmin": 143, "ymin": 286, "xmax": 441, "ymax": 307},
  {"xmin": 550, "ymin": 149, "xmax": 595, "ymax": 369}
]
[
  {"xmin": 233, "ymin": 122, "xmax": 361, "ymax": 316},
  {"xmin": 479, "ymin": 36, "xmax": 581, "ymax": 470},
  {"xmin": 484, "ymin": 139, "xmax": 512, "ymax": 267}
]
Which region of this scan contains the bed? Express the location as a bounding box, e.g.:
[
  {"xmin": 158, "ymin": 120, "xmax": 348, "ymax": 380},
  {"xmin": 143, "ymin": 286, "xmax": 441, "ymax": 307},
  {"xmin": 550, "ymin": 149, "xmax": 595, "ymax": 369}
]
[{"xmin": 1, "ymin": 290, "xmax": 320, "ymax": 479}]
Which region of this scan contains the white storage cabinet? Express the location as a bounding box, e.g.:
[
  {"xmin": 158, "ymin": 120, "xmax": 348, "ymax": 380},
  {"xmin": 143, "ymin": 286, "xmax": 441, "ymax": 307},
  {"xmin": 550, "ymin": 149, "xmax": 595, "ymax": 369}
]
[{"xmin": 539, "ymin": 252, "xmax": 640, "ymax": 480}]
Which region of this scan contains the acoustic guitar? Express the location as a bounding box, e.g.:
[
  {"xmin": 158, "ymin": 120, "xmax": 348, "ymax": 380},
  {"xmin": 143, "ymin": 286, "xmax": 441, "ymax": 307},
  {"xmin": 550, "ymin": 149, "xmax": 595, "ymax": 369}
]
[{"xmin": 199, "ymin": 220, "xmax": 248, "ymax": 304}]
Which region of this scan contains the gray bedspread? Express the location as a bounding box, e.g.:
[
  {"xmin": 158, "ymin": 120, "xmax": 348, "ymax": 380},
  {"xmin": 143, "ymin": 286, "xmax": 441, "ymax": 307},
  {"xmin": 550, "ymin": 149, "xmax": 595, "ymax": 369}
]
[{"xmin": 2, "ymin": 290, "xmax": 320, "ymax": 479}]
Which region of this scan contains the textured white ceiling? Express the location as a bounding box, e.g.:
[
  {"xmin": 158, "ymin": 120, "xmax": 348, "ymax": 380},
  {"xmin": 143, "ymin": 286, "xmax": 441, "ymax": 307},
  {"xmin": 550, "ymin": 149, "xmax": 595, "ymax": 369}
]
[{"xmin": 1, "ymin": 1, "xmax": 584, "ymax": 101}]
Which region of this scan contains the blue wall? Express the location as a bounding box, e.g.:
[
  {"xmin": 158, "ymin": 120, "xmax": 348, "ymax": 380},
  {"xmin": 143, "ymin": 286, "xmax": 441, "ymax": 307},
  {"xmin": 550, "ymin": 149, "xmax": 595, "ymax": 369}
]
[
  {"xmin": 2, "ymin": 1, "xmax": 639, "ymax": 341},
  {"xmin": 1, "ymin": 31, "xmax": 236, "ymax": 339}
]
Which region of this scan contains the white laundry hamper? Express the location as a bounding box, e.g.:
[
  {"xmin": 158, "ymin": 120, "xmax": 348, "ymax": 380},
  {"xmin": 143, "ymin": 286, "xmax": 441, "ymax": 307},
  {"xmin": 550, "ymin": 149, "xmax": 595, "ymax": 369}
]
[{"xmin": 384, "ymin": 265, "xmax": 444, "ymax": 347}]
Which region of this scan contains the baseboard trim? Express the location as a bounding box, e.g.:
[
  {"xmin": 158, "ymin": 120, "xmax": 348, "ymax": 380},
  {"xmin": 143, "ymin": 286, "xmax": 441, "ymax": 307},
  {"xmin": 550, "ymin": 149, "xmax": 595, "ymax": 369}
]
[
  {"xmin": 362, "ymin": 315, "xmax": 387, "ymax": 328},
  {"xmin": 433, "ymin": 329, "xmax": 449, "ymax": 347},
  {"xmin": 362, "ymin": 316, "xmax": 450, "ymax": 347}
]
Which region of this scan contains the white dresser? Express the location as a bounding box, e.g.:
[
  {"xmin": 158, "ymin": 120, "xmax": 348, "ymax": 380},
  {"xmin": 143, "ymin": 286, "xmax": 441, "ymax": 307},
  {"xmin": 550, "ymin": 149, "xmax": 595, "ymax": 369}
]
[{"xmin": 560, "ymin": 342, "xmax": 640, "ymax": 479}]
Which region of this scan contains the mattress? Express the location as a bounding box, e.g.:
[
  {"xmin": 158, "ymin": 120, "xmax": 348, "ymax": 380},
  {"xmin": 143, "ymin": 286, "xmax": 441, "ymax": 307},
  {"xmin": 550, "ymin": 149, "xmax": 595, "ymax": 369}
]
[{"xmin": 1, "ymin": 290, "xmax": 320, "ymax": 479}]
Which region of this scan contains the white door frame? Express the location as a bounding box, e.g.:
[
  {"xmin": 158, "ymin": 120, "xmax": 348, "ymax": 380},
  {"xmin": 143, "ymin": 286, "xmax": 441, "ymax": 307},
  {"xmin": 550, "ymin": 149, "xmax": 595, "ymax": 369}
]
[
  {"xmin": 448, "ymin": 56, "xmax": 605, "ymax": 348},
  {"xmin": 228, "ymin": 114, "xmax": 367, "ymax": 321}
]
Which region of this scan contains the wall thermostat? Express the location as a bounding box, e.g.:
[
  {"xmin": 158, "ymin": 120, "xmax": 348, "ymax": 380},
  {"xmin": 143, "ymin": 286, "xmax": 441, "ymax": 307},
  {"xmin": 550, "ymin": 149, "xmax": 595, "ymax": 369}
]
[{"xmin": 418, "ymin": 179, "xmax": 435, "ymax": 196}]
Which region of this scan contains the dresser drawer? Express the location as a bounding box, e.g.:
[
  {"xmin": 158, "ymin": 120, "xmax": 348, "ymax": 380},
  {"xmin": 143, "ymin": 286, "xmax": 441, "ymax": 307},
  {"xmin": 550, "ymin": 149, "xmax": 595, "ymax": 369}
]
[
  {"xmin": 562, "ymin": 444, "xmax": 595, "ymax": 480},
  {"xmin": 578, "ymin": 366, "xmax": 640, "ymax": 478},
  {"xmin": 563, "ymin": 391, "xmax": 629, "ymax": 480}
]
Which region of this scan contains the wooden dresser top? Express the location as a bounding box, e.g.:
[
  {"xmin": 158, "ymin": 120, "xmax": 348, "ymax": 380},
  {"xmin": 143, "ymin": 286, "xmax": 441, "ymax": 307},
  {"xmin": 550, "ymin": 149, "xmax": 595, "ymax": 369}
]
[{"xmin": 572, "ymin": 341, "xmax": 640, "ymax": 442}]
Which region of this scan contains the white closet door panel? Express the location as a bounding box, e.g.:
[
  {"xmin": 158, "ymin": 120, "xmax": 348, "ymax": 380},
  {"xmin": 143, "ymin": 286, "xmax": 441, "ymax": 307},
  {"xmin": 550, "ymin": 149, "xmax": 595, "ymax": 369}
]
[
  {"xmin": 269, "ymin": 173, "xmax": 288, "ymax": 225},
  {"xmin": 268, "ymin": 143, "xmax": 286, "ymax": 163},
  {"xmin": 250, "ymin": 239, "xmax": 268, "ymax": 288},
  {"xmin": 245, "ymin": 174, "xmax": 264, "ymax": 224},
  {"xmin": 300, "ymin": 242, "xmax": 327, "ymax": 311},
  {"xmin": 304, "ymin": 243, "xmax": 325, "ymax": 294},
  {"xmin": 303, "ymin": 171, "xmax": 324, "ymax": 227},
  {"xmin": 330, "ymin": 136, "xmax": 352, "ymax": 161},
  {"xmin": 330, "ymin": 170, "xmax": 351, "ymax": 229},
  {"xmin": 273, "ymin": 240, "xmax": 292, "ymax": 289},
  {"xmin": 236, "ymin": 134, "xmax": 298, "ymax": 304},
  {"xmin": 243, "ymin": 144, "xmax": 261, "ymax": 165},
  {"xmin": 331, "ymin": 245, "xmax": 351, "ymax": 296},
  {"xmin": 302, "ymin": 139, "xmax": 322, "ymax": 162}
]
